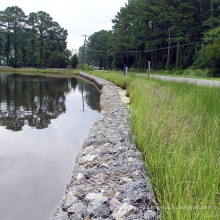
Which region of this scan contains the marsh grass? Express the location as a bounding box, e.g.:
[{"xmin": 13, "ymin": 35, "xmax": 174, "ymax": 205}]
[
  {"xmin": 91, "ymin": 71, "xmax": 220, "ymax": 219},
  {"xmin": 0, "ymin": 68, "xmax": 79, "ymax": 77},
  {"xmin": 0, "ymin": 68, "xmax": 79, "ymax": 75}
]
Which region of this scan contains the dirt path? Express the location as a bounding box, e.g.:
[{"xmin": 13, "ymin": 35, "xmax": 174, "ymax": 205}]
[{"xmin": 137, "ymin": 74, "xmax": 220, "ymax": 87}]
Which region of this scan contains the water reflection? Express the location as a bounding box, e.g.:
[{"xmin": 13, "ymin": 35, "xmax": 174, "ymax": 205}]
[
  {"xmin": 78, "ymin": 81, "xmax": 100, "ymax": 111},
  {"xmin": 0, "ymin": 74, "xmax": 99, "ymax": 131},
  {"xmin": 0, "ymin": 73, "xmax": 100, "ymax": 220}
]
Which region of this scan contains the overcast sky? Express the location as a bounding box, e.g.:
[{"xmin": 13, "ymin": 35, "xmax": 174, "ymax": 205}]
[{"xmin": 0, "ymin": 0, "xmax": 128, "ymax": 51}]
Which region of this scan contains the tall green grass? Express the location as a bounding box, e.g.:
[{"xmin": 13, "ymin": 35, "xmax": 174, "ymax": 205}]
[
  {"xmin": 152, "ymin": 68, "xmax": 210, "ymax": 78},
  {"xmin": 91, "ymin": 71, "xmax": 220, "ymax": 219}
]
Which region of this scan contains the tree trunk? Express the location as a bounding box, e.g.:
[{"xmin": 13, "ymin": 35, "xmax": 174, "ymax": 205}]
[
  {"xmin": 134, "ymin": 51, "xmax": 137, "ymax": 69},
  {"xmin": 14, "ymin": 29, "xmax": 18, "ymax": 67},
  {"xmin": 176, "ymin": 41, "xmax": 180, "ymax": 67},
  {"xmin": 151, "ymin": 53, "xmax": 154, "ymax": 69},
  {"xmin": 6, "ymin": 33, "xmax": 10, "ymax": 65},
  {"xmin": 14, "ymin": 43, "xmax": 17, "ymax": 67},
  {"xmin": 167, "ymin": 29, "xmax": 171, "ymax": 67},
  {"xmin": 31, "ymin": 36, "xmax": 35, "ymax": 67},
  {"xmin": 32, "ymin": 46, "xmax": 35, "ymax": 67},
  {"xmin": 40, "ymin": 31, "xmax": 43, "ymax": 61}
]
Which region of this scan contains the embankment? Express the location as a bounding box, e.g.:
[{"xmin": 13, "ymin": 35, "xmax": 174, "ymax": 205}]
[{"xmin": 50, "ymin": 72, "xmax": 160, "ymax": 220}]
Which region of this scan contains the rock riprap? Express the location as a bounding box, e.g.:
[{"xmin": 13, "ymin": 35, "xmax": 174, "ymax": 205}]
[{"xmin": 50, "ymin": 72, "xmax": 161, "ymax": 220}]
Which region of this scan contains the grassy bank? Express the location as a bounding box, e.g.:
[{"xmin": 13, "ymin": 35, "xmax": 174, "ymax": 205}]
[
  {"xmin": 0, "ymin": 67, "xmax": 78, "ymax": 77},
  {"xmin": 90, "ymin": 71, "xmax": 220, "ymax": 219}
]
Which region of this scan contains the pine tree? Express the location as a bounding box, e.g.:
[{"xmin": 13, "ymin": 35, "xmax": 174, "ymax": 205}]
[{"xmin": 70, "ymin": 54, "xmax": 78, "ymax": 69}]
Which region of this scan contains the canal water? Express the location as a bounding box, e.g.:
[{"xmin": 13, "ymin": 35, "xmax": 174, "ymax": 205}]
[{"xmin": 0, "ymin": 73, "xmax": 100, "ymax": 220}]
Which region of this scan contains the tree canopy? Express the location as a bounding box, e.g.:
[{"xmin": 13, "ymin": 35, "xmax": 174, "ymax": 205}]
[
  {"xmin": 82, "ymin": 0, "xmax": 220, "ymax": 75},
  {"xmin": 0, "ymin": 6, "xmax": 70, "ymax": 68}
]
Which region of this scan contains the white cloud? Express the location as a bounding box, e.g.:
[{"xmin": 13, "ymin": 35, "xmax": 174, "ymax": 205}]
[{"xmin": 0, "ymin": 0, "xmax": 128, "ymax": 50}]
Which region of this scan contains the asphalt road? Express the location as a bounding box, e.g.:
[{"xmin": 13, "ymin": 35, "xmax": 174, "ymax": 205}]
[{"xmin": 137, "ymin": 74, "xmax": 220, "ymax": 87}]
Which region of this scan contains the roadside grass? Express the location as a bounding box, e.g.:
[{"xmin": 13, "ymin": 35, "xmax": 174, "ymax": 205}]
[
  {"xmin": 152, "ymin": 68, "xmax": 208, "ymax": 77},
  {"xmin": 128, "ymin": 68, "xmax": 220, "ymax": 81},
  {"xmin": 150, "ymin": 68, "xmax": 220, "ymax": 81},
  {"xmin": 90, "ymin": 71, "xmax": 220, "ymax": 219}
]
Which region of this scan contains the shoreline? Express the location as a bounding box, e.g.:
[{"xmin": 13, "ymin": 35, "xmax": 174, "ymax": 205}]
[{"xmin": 50, "ymin": 72, "xmax": 161, "ymax": 220}]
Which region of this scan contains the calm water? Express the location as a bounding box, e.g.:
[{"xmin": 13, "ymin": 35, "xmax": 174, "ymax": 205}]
[{"xmin": 0, "ymin": 73, "xmax": 100, "ymax": 220}]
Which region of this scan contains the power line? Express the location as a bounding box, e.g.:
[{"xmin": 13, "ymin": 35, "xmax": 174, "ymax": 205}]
[
  {"xmin": 111, "ymin": 21, "xmax": 209, "ymax": 41},
  {"xmin": 80, "ymin": 21, "xmax": 215, "ymax": 52},
  {"xmin": 156, "ymin": 21, "xmax": 204, "ymax": 30},
  {"xmin": 85, "ymin": 39, "xmax": 217, "ymax": 55}
]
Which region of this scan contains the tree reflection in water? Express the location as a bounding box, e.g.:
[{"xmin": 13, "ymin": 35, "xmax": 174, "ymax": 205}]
[
  {"xmin": 78, "ymin": 79, "xmax": 100, "ymax": 111},
  {"xmin": 0, "ymin": 74, "xmax": 100, "ymax": 131}
]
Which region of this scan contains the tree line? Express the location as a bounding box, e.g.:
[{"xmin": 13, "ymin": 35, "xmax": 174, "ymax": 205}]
[
  {"xmin": 0, "ymin": 6, "xmax": 71, "ymax": 68},
  {"xmin": 81, "ymin": 0, "xmax": 220, "ymax": 76}
]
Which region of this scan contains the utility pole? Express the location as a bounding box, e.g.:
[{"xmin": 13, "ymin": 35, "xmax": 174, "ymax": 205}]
[
  {"xmin": 124, "ymin": 64, "xmax": 127, "ymax": 76},
  {"xmin": 147, "ymin": 61, "xmax": 151, "ymax": 78},
  {"xmin": 82, "ymin": 35, "xmax": 87, "ymax": 68},
  {"xmin": 149, "ymin": 21, "xmax": 153, "ymax": 68}
]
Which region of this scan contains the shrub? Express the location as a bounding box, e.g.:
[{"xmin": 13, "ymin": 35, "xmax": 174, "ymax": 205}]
[
  {"xmin": 70, "ymin": 54, "xmax": 78, "ymax": 69},
  {"xmin": 205, "ymin": 38, "xmax": 220, "ymax": 77}
]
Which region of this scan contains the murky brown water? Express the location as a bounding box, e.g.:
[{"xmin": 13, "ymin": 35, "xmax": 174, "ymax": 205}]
[{"xmin": 0, "ymin": 73, "xmax": 100, "ymax": 220}]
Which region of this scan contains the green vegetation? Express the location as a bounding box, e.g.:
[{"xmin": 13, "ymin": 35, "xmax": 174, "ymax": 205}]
[
  {"xmin": 89, "ymin": 71, "xmax": 220, "ymax": 219},
  {"xmin": 152, "ymin": 68, "xmax": 209, "ymax": 78},
  {"xmin": 78, "ymin": 30, "xmax": 113, "ymax": 70},
  {"xmin": 149, "ymin": 68, "xmax": 220, "ymax": 81},
  {"xmin": 80, "ymin": 0, "xmax": 220, "ymax": 77},
  {"xmin": 0, "ymin": 6, "xmax": 71, "ymax": 68},
  {"xmin": 0, "ymin": 67, "xmax": 78, "ymax": 78},
  {"xmin": 77, "ymin": 62, "xmax": 93, "ymax": 71},
  {"xmin": 47, "ymin": 52, "xmax": 61, "ymax": 68},
  {"xmin": 194, "ymin": 26, "xmax": 220, "ymax": 77},
  {"xmin": 71, "ymin": 54, "xmax": 79, "ymax": 69}
]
